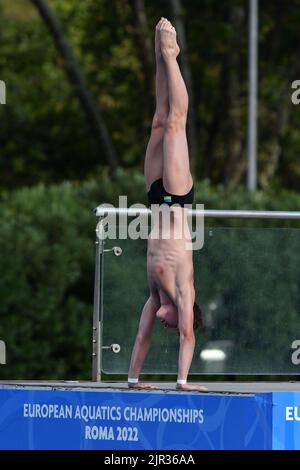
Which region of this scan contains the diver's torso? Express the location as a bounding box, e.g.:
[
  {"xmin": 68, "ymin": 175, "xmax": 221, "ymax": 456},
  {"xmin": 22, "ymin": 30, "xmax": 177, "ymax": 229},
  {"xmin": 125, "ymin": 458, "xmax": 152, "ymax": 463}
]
[{"xmin": 147, "ymin": 210, "xmax": 193, "ymax": 301}]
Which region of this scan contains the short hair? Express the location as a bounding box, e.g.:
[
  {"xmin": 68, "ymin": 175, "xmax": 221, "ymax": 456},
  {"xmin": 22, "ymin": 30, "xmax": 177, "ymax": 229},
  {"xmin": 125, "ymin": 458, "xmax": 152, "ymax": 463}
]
[{"xmin": 193, "ymin": 302, "xmax": 204, "ymax": 331}]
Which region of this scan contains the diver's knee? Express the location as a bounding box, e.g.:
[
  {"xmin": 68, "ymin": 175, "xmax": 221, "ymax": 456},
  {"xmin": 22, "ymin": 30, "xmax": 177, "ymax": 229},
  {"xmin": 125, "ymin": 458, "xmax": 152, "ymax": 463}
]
[
  {"xmin": 152, "ymin": 113, "xmax": 168, "ymax": 130},
  {"xmin": 166, "ymin": 112, "xmax": 187, "ymax": 134}
]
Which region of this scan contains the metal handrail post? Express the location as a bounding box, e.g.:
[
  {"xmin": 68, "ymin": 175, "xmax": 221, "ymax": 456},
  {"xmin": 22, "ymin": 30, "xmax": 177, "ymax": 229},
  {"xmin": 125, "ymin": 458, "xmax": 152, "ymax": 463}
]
[
  {"xmin": 92, "ymin": 218, "xmax": 105, "ymax": 382},
  {"xmin": 0, "ymin": 340, "xmax": 6, "ymax": 365}
]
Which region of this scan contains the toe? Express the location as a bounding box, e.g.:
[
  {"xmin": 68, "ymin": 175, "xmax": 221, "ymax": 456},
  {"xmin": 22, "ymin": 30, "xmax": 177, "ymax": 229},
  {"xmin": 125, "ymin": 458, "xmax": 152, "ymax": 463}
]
[
  {"xmin": 156, "ymin": 18, "xmax": 164, "ymax": 28},
  {"xmin": 161, "ymin": 19, "xmax": 169, "ymax": 30}
]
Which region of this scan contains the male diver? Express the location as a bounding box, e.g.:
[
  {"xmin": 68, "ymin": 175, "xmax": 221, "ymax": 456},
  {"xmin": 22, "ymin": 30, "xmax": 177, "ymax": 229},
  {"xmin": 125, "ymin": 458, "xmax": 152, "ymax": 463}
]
[{"xmin": 128, "ymin": 18, "xmax": 206, "ymax": 392}]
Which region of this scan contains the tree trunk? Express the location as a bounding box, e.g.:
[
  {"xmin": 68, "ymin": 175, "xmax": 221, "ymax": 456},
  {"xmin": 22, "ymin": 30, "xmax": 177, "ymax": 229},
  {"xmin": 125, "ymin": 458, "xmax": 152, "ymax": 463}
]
[
  {"xmin": 132, "ymin": 0, "xmax": 155, "ymax": 107},
  {"xmin": 31, "ymin": 0, "xmax": 119, "ymax": 170},
  {"xmin": 131, "ymin": 0, "xmax": 155, "ymax": 167},
  {"xmin": 223, "ymin": 5, "xmax": 244, "ymax": 188},
  {"xmin": 259, "ymin": 84, "xmax": 291, "ymax": 189},
  {"xmin": 168, "ymin": 0, "xmax": 198, "ymax": 176},
  {"xmin": 203, "ymin": 89, "xmax": 225, "ymax": 181},
  {"xmin": 227, "ymin": 142, "xmax": 247, "ymax": 189}
]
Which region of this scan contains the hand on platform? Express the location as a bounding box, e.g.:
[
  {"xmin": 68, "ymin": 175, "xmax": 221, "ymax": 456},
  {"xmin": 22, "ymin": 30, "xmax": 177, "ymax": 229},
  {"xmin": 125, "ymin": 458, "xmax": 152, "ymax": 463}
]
[
  {"xmin": 176, "ymin": 383, "xmax": 208, "ymax": 392},
  {"xmin": 128, "ymin": 382, "xmax": 159, "ymax": 390}
]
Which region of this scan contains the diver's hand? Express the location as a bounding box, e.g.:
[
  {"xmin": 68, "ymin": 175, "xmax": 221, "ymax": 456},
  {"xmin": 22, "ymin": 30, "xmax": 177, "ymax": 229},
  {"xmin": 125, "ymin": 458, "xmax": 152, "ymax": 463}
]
[
  {"xmin": 128, "ymin": 382, "xmax": 159, "ymax": 390},
  {"xmin": 176, "ymin": 383, "xmax": 208, "ymax": 392}
]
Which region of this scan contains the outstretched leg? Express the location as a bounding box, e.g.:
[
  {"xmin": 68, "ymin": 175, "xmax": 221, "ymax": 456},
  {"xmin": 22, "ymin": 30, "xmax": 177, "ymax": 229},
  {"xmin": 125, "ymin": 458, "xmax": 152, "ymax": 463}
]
[
  {"xmin": 144, "ymin": 18, "xmax": 169, "ymax": 190},
  {"xmin": 160, "ymin": 21, "xmax": 193, "ymax": 195}
]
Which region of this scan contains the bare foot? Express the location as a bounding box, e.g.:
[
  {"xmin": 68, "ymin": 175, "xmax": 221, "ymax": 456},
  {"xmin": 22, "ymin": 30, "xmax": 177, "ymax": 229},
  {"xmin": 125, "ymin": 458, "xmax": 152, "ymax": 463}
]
[
  {"xmin": 155, "ymin": 17, "xmax": 164, "ymax": 59},
  {"xmin": 176, "ymin": 383, "xmax": 208, "ymax": 392},
  {"xmin": 128, "ymin": 382, "xmax": 159, "ymax": 390},
  {"xmin": 159, "ymin": 18, "xmax": 180, "ymax": 61}
]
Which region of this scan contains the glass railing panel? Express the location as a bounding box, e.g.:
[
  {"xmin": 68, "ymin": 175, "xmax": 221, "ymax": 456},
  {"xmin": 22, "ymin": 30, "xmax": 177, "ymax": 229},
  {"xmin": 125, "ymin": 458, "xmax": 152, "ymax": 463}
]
[{"xmin": 102, "ymin": 226, "xmax": 300, "ymax": 374}]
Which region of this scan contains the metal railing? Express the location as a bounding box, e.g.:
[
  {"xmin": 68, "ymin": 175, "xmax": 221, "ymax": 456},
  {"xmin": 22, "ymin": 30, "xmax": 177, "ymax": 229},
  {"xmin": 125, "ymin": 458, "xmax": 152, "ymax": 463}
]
[
  {"xmin": 0, "ymin": 340, "xmax": 6, "ymax": 365},
  {"xmin": 94, "ymin": 207, "xmax": 300, "ymax": 219},
  {"xmin": 92, "ymin": 207, "xmax": 300, "ymax": 381}
]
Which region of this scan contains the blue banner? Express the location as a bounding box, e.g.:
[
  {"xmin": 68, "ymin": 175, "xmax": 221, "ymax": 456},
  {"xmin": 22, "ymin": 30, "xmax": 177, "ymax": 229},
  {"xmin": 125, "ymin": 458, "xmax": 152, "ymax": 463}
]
[
  {"xmin": 0, "ymin": 388, "xmax": 272, "ymax": 450},
  {"xmin": 272, "ymin": 392, "xmax": 300, "ymax": 450}
]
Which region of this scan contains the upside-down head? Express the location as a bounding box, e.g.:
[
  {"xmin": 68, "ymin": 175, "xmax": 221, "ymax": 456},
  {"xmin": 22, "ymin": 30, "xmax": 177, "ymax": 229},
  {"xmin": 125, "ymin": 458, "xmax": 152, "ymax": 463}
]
[{"xmin": 156, "ymin": 302, "xmax": 204, "ymax": 332}]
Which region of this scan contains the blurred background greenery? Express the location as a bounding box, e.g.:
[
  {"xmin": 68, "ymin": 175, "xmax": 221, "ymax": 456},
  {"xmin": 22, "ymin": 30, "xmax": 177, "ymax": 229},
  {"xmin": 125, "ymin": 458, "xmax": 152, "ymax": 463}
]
[{"xmin": 0, "ymin": 0, "xmax": 300, "ymax": 380}]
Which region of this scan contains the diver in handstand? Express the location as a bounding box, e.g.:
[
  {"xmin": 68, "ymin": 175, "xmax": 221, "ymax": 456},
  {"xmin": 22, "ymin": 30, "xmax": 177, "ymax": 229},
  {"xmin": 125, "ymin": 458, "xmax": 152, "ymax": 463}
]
[{"xmin": 128, "ymin": 18, "xmax": 206, "ymax": 391}]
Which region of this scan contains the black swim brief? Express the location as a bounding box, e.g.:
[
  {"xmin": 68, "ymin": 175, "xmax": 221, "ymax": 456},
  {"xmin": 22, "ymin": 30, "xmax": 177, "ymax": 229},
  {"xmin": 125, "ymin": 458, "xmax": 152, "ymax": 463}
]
[{"xmin": 147, "ymin": 178, "xmax": 194, "ymax": 207}]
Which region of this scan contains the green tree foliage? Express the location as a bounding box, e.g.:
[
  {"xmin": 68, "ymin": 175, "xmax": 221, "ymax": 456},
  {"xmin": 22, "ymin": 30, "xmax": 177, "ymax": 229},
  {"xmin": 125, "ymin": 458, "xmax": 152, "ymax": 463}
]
[
  {"xmin": 1, "ymin": 0, "xmax": 300, "ymax": 189},
  {"xmin": 0, "ymin": 182, "xmax": 93, "ymax": 378},
  {"xmin": 0, "ymin": 175, "xmax": 299, "ymax": 379}
]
